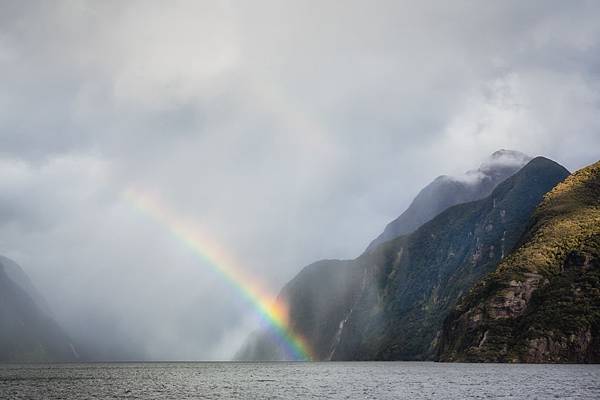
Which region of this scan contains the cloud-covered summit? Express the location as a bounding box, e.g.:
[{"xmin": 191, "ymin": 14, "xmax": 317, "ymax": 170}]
[
  {"xmin": 366, "ymin": 149, "xmax": 532, "ymax": 251},
  {"xmin": 457, "ymin": 149, "xmax": 532, "ymax": 185}
]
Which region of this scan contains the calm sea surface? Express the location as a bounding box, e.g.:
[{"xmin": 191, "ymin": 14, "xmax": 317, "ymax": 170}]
[{"xmin": 0, "ymin": 362, "xmax": 599, "ymax": 399}]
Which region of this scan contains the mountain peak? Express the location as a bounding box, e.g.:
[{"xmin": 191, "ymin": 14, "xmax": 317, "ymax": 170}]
[
  {"xmin": 365, "ymin": 150, "xmax": 532, "ymax": 252},
  {"xmin": 469, "ymin": 149, "xmax": 532, "ymax": 178},
  {"xmin": 490, "ymin": 148, "xmax": 529, "ymax": 159}
]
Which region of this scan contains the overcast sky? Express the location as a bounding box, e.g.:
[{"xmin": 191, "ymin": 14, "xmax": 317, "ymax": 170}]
[{"xmin": 0, "ymin": 1, "xmax": 599, "ymax": 360}]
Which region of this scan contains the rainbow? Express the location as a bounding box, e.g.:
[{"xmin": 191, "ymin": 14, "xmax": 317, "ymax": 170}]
[{"xmin": 124, "ymin": 188, "xmax": 314, "ymax": 361}]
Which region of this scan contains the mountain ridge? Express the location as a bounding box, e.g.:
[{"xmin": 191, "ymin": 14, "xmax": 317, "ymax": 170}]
[
  {"xmin": 329, "ymin": 156, "xmax": 569, "ymax": 360},
  {"xmin": 438, "ymin": 159, "xmax": 600, "ymax": 362},
  {"xmin": 365, "ymin": 150, "xmax": 532, "ymax": 252},
  {"xmin": 236, "ymin": 154, "xmax": 571, "ymax": 361}
]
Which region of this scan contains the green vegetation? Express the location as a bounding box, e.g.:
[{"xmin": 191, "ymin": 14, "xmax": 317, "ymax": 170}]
[
  {"xmin": 238, "ymin": 156, "xmax": 592, "ymax": 362},
  {"xmin": 439, "ymin": 160, "xmax": 600, "ymax": 363},
  {"xmin": 331, "ymin": 157, "xmax": 570, "ymax": 360},
  {"xmin": 239, "ymin": 156, "xmax": 568, "ymax": 361}
]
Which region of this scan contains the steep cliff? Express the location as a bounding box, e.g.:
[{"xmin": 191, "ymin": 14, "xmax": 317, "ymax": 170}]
[
  {"xmin": 438, "ymin": 160, "xmax": 600, "ymax": 363},
  {"xmin": 235, "ymin": 259, "xmax": 364, "ymax": 360},
  {"xmin": 366, "ymin": 150, "xmax": 531, "ymax": 252},
  {"xmin": 331, "ymin": 157, "xmax": 569, "ymax": 360},
  {"xmin": 237, "ymin": 156, "xmax": 570, "ymax": 361},
  {"xmin": 0, "ymin": 257, "xmax": 79, "ymax": 362}
]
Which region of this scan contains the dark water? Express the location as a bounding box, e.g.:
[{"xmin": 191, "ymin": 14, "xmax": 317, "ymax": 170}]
[{"xmin": 1, "ymin": 362, "xmax": 599, "ymax": 399}]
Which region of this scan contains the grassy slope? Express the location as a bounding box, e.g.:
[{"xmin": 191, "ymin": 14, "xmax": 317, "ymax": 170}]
[{"xmin": 439, "ymin": 160, "xmax": 600, "ymax": 362}]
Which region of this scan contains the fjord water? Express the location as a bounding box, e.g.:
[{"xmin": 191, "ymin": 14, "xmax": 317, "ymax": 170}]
[{"xmin": 1, "ymin": 362, "xmax": 599, "ymax": 399}]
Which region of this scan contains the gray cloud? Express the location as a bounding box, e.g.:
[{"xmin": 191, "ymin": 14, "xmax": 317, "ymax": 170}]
[{"xmin": 0, "ymin": 0, "xmax": 599, "ymax": 360}]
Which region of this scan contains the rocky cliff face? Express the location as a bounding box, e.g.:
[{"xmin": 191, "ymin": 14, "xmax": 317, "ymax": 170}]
[
  {"xmin": 237, "ymin": 156, "xmax": 570, "ymax": 361},
  {"xmin": 438, "ymin": 160, "xmax": 600, "ymax": 363},
  {"xmin": 365, "ymin": 150, "xmax": 531, "ymax": 252},
  {"xmin": 0, "ymin": 257, "xmax": 79, "ymax": 362}
]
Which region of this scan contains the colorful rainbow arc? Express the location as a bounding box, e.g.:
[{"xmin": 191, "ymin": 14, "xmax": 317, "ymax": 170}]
[{"xmin": 123, "ymin": 189, "xmax": 314, "ymax": 361}]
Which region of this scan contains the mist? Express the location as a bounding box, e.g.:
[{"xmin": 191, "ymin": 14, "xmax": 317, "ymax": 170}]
[{"xmin": 1, "ymin": 0, "xmax": 600, "ymax": 360}]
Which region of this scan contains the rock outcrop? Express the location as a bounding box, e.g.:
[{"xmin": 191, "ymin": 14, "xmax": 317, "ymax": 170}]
[{"xmin": 438, "ymin": 160, "xmax": 600, "ymax": 363}]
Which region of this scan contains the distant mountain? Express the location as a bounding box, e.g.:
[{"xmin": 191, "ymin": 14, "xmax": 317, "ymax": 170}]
[
  {"xmin": 0, "ymin": 255, "xmax": 52, "ymax": 316},
  {"xmin": 0, "ymin": 256, "xmax": 79, "ymax": 362},
  {"xmin": 365, "ymin": 150, "xmax": 531, "ymax": 252},
  {"xmin": 237, "ymin": 156, "xmax": 570, "ymax": 361},
  {"xmin": 438, "ymin": 160, "xmax": 600, "ymax": 363}
]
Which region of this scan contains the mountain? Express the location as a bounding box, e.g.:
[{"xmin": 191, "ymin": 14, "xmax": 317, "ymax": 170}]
[
  {"xmin": 0, "ymin": 256, "xmax": 79, "ymax": 362},
  {"xmin": 438, "ymin": 160, "xmax": 600, "ymax": 363},
  {"xmin": 237, "ymin": 156, "xmax": 570, "ymax": 361},
  {"xmin": 327, "ymin": 157, "xmax": 569, "ymax": 360},
  {"xmin": 365, "ymin": 150, "xmax": 531, "ymax": 252},
  {"xmin": 235, "ymin": 259, "xmax": 364, "ymax": 360},
  {"xmin": 0, "ymin": 255, "xmax": 52, "ymax": 316}
]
